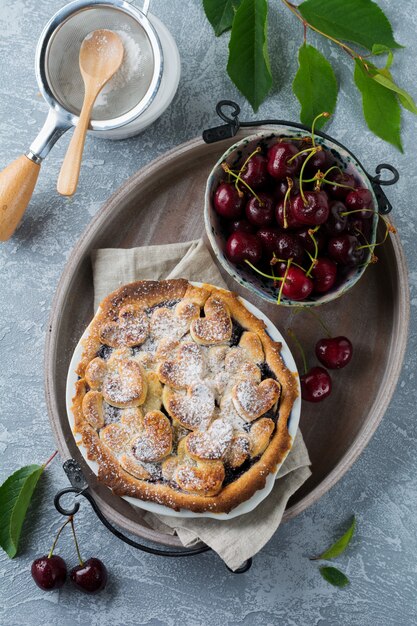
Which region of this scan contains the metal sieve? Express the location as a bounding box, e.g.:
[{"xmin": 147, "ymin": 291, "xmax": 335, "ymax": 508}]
[
  {"xmin": 0, "ymin": 0, "xmax": 163, "ymax": 240},
  {"xmin": 33, "ymin": 0, "xmax": 163, "ymax": 158}
]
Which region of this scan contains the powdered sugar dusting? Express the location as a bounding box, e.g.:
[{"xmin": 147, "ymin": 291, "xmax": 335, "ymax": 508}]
[{"xmin": 82, "ymin": 294, "xmax": 280, "ymax": 494}]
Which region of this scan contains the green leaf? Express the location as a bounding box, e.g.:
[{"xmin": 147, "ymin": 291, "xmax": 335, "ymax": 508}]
[
  {"xmin": 372, "ymin": 72, "xmax": 417, "ymax": 114},
  {"xmin": 354, "ymin": 59, "xmax": 402, "ymax": 151},
  {"xmin": 293, "ymin": 43, "xmax": 338, "ymax": 129},
  {"xmin": 312, "ymin": 516, "xmax": 356, "ymax": 560},
  {"xmin": 299, "ymin": 0, "xmax": 402, "ymax": 51},
  {"xmin": 227, "ymin": 0, "xmax": 272, "ymax": 112},
  {"xmin": 319, "ymin": 566, "xmax": 350, "ymax": 588},
  {"xmin": 202, "ymin": 0, "xmax": 242, "ymax": 36},
  {"xmin": 0, "ymin": 464, "xmax": 43, "ymax": 558},
  {"xmin": 372, "ymin": 43, "xmax": 393, "ymax": 69}
]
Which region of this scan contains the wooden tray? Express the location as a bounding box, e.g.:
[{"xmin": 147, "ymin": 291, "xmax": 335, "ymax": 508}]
[{"xmin": 45, "ymin": 129, "xmax": 409, "ymax": 547}]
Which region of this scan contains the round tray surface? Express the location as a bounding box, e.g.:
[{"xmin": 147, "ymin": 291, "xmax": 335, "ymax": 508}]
[{"xmin": 45, "ymin": 128, "xmax": 410, "ymax": 548}]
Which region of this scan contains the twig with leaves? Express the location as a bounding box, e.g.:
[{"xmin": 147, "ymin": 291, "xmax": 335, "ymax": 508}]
[{"xmin": 202, "ymin": 0, "xmax": 416, "ymax": 150}]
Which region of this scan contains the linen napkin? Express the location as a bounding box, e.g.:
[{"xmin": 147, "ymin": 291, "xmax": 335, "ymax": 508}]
[{"xmin": 92, "ymin": 239, "xmax": 311, "ymax": 571}]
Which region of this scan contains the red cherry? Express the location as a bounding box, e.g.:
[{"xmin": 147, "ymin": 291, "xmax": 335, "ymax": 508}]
[
  {"xmin": 295, "ymin": 227, "xmax": 326, "ymax": 255},
  {"xmin": 229, "ymin": 219, "xmax": 254, "ymax": 234},
  {"xmin": 31, "ymin": 555, "xmax": 67, "ymax": 591},
  {"xmin": 346, "ymin": 216, "xmax": 372, "ymax": 242},
  {"xmin": 311, "ymin": 257, "xmax": 337, "ymax": 293},
  {"xmin": 281, "ymin": 266, "xmax": 314, "ymax": 301},
  {"xmin": 345, "ymin": 188, "xmax": 374, "ymax": 219},
  {"xmin": 325, "ymin": 201, "xmax": 348, "ymax": 236},
  {"xmin": 301, "ymin": 366, "xmax": 332, "ymax": 402},
  {"xmin": 256, "ymin": 228, "xmax": 282, "ymax": 256},
  {"xmin": 241, "ymin": 153, "xmax": 268, "ymax": 188},
  {"xmin": 316, "ymin": 336, "xmax": 353, "ymax": 369},
  {"xmin": 291, "ymin": 191, "xmax": 329, "ymax": 226},
  {"xmin": 226, "ymin": 231, "xmax": 262, "ymax": 264},
  {"xmin": 327, "ymin": 170, "xmax": 356, "ymax": 200},
  {"xmin": 328, "ymin": 234, "xmax": 364, "ymax": 266},
  {"xmin": 214, "ymin": 182, "xmax": 245, "ymax": 219},
  {"xmin": 275, "ymin": 199, "xmax": 303, "ymax": 229},
  {"xmin": 70, "ymin": 558, "xmax": 108, "ymax": 594},
  {"xmin": 276, "ymin": 233, "xmax": 304, "ymax": 263},
  {"xmin": 303, "ymin": 148, "xmax": 328, "ymax": 175},
  {"xmin": 245, "ymin": 192, "xmax": 274, "ymax": 227},
  {"xmin": 267, "ymin": 142, "xmax": 302, "ymax": 179},
  {"xmin": 274, "ymin": 177, "xmax": 300, "ymax": 201}
]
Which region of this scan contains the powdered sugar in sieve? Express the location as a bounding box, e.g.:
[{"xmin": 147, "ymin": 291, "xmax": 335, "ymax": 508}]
[{"xmin": 45, "ymin": 7, "xmax": 155, "ymax": 121}]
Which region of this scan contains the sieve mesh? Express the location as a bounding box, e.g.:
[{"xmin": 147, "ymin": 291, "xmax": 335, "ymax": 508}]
[{"xmin": 46, "ymin": 7, "xmax": 155, "ymax": 121}]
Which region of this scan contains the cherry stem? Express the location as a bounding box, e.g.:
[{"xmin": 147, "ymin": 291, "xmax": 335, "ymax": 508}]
[
  {"xmin": 341, "ymin": 209, "xmax": 395, "ymax": 257},
  {"xmin": 305, "ymin": 226, "xmax": 319, "ymax": 277},
  {"xmin": 306, "ymin": 166, "xmax": 354, "ymax": 191},
  {"xmin": 234, "ymin": 147, "xmax": 262, "ymax": 196},
  {"xmin": 43, "ymin": 450, "xmax": 58, "ymax": 469},
  {"xmin": 306, "ymin": 309, "xmax": 332, "ymax": 338},
  {"xmin": 222, "ymin": 163, "xmax": 262, "ymax": 204},
  {"xmin": 271, "ymin": 253, "xmax": 306, "ymax": 272},
  {"xmin": 299, "ymin": 147, "xmax": 321, "ymax": 204},
  {"xmin": 281, "ymin": 0, "xmax": 362, "ymax": 61},
  {"xmin": 277, "ymin": 259, "xmax": 292, "ymax": 305},
  {"xmin": 310, "ymin": 112, "xmax": 331, "ymax": 146},
  {"xmin": 282, "ymin": 177, "xmax": 293, "ymax": 228},
  {"xmin": 48, "ymin": 516, "xmax": 72, "ymax": 559},
  {"xmin": 70, "ymin": 516, "xmax": 84, "ymax": 566},
  {"xmin": 287, "ymin": 145, "xmax": 317, "ymax": 164},
  {"xmin": 245, "ymin": 260, "xmax": 283, "ymax": 281},
  {"xmin": 324, "ymin": 179, "xmax": 355, "ymax": 190},
  {"xmin": 287, "ymin": 328, "xmax": 308, "ymax": 375},
  {"xmin": 302, "ymin": 166, "xmax": 341, "ymax": 185}
]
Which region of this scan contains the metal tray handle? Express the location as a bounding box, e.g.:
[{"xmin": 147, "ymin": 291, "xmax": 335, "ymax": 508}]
[
  {"xmin": 203, "ymin": 100, "xmax": 399, "ymax": 215},
  {"xmin": 55, "ymin": 459, "xmax": 252, "ymax": 573}
]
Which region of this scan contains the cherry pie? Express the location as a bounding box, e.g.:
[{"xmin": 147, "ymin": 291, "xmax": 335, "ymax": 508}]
[{"xmin": 72, "ymin": 280, "xmax": 298, "ymax": 513}]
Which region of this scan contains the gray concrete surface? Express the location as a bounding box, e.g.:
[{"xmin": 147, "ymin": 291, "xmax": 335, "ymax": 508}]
[{"xmin": 0, "ymin": 1, "xmax": 416, "ymax": 624}]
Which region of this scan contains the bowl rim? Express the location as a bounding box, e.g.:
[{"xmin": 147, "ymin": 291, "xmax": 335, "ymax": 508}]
[{"xmin": 204, "ymin": 127, "xmax": 379, "ymax": 307}]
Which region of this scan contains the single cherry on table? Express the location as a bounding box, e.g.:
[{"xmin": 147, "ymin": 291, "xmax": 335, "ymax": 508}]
[
  {"xmin": 70, "ymin": 558, "xmax": 108, "ymax": 594},
  {"xmin": 301, "ymin": 366, "xmax": 332, "ymax": 402},
  {"xmin": 31, "ymin": 555, "xmax": 67, "ymax": 591}
]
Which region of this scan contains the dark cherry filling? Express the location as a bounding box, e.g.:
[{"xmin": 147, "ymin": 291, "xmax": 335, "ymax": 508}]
[
  {"xmin": 260, "ymin": 361, "xmax": 277, "ymax": 380},
  {"xmin": 223, "ymin": 457, "xmax": 255, "ymax": 486},
  {"xmin": 144, "ymin": 299, "xmax": 180, "ymax": 315},
  {"xmin": 103, "ymin": 403, "xmax": 122, "ymax": 424},
  {"xmin": 96, "ymin": 344, "xmax": 112, "ymax": 360},
  {"xmin": 230, "ymin": 320, "xmax": 245, "ymax": 346}
]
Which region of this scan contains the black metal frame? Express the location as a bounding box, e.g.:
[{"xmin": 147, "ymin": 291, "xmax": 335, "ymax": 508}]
[
  {"xmin": 203, "ymin": 100, "xmax": 399, "ymax": 215},
  {"xmin": 54, "ymin": 101, "xmax": 399, "ymax": 573},
  {"xmin": 54, "ymin": 459, "xmax": 252, "ymax": 573}
]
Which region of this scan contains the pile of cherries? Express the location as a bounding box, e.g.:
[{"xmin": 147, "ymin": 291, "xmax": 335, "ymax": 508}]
[
  {"xmin": 31, "ymin": 516, "xmax": 107, "ymax": 594},
  {"xmin": 213, "ymin": 135, "xmax": 375, "ymax": 301}
]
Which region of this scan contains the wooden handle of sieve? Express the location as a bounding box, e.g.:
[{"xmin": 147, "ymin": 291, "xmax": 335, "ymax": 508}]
[
  {"xmin": 57, "ymin": 95, "xmax": 95, "ymax": 197},
  {"xmin": 0, "ymin": 155, "xmax": 41, "ymax": 241}
]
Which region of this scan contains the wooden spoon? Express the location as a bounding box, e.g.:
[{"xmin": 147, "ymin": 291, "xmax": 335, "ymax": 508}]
[{"xmin": 57, "ymin": 30, "xmax": 124, "ymax": 197}]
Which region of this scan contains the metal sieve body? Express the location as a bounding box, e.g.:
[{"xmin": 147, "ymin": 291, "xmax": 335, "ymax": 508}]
[{"xmin": 29, "ymin": 0, "xmax": 163, "ymax": 161}]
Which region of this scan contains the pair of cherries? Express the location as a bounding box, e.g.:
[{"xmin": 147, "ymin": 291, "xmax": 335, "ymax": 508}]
[
  {"xmin": 301, "ymin": 334, "xmax": 353, "ymax": 402},
  {"xmin": 31, "ymin": 517, "xmax": 107, "ymax": 594}
]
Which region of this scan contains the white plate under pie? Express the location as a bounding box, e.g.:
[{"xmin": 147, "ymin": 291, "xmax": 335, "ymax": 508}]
[{"xmin": 66, "ymin": 284, "xmax": 301, "ymax": 520}]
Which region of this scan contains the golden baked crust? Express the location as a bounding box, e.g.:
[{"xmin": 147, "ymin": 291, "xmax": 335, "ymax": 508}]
[{"xmin": 72, "ymin": 279, "xmax": 298, "ymax": 513}]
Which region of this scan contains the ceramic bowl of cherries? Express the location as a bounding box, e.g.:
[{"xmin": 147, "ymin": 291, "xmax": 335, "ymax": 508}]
[{"xmin": 205, "ymin": 119, "xmax": 383, "ymax": 306}]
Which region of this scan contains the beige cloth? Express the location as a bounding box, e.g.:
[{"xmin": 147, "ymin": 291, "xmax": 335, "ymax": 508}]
[{"xmin": 92, "ymin": 239, "xmax": 311, "ymax": 570}]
